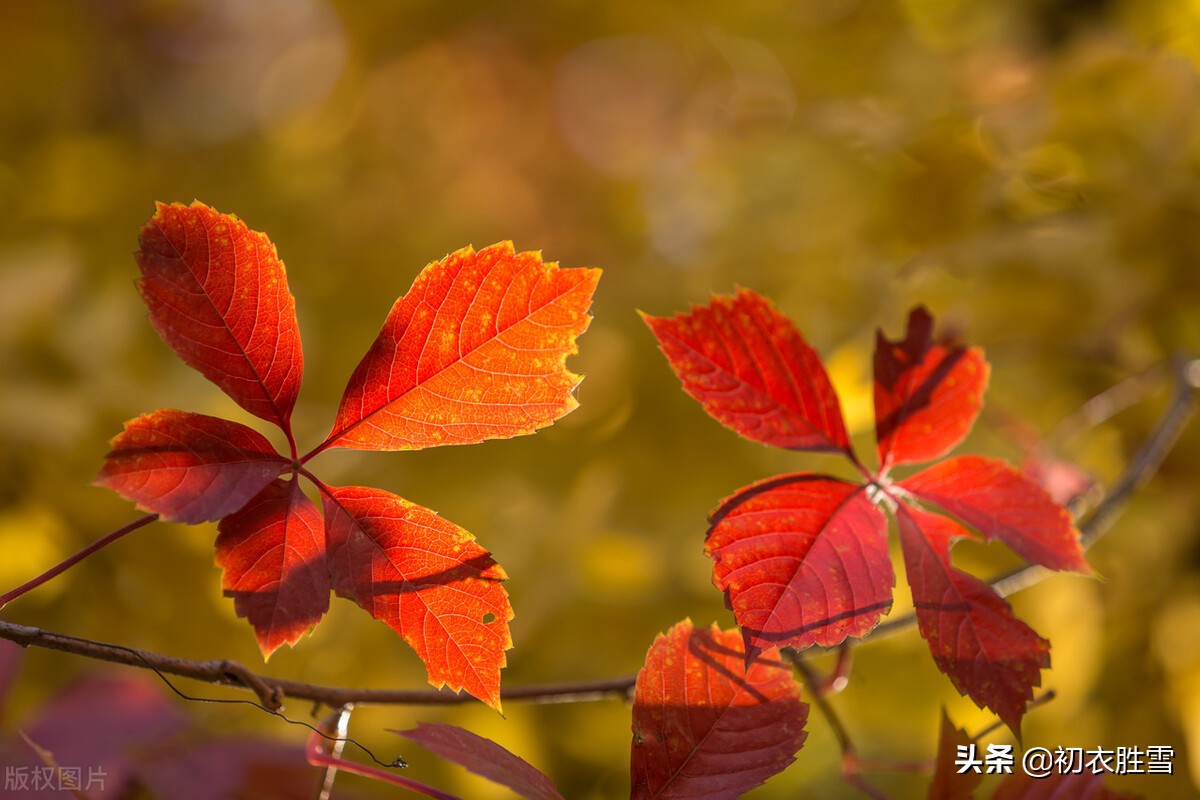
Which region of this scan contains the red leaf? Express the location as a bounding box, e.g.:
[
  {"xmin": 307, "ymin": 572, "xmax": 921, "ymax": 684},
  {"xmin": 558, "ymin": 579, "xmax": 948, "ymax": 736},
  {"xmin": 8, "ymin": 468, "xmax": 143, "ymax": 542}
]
[
  {"xmin": 706, "ymin": 475, "xmax": 893, "ymax": 657},
  {"xmin": 928, "ymin": 710, "xmax": 982, "ymax": 800},
  {"xmin": 0, "ymin": 640, "xmax": 21, "ymax": 720},
  {"xmin": 900, "ymin": 456, "xmax": 1090, "ymax": 573},
  {"xmin": 395, "ymin": 722, "xmax": 564, "ymax": 800},
  {"xmin": 874, "ymin": 307, "xmax": 989, "ymax": 471},
  {"xmin": 138, "ymin": 739, "xmax": 324, "ymax": 800},
  {"xmin": 215, "ymin": 478, "xmax": 330, "ymax": 659},
  {"xmin": 322, "ymin": 485, "xmax": 513, "ymax": 710},
  {"xmin": 643, "ymin": 289, "xmax": 851, "ymax": 454},
  {"xmin": 319, "ymin": 242, "xmax": 599, "ymax": 453},
  {"xmin": 993, "ymin": 769, "xmax": 1141, "ymax": 799},
  {"xmin": 94, "ymin": 409, "xmax": 289, "ymax": 524},
  {"xmin": 7, "ymin": 673, "xmax": 188, "ymax": 798},
  {"xmin": 898, "ymin": 505, "xmax": 1049, "ymax": 735},
  {"xmin": 630, "ymin": 619, "xmax": 808, "ymax": 800},
  {"xmin": 136, "ymin": 201, "xmax": 304, "ymax": 431}
]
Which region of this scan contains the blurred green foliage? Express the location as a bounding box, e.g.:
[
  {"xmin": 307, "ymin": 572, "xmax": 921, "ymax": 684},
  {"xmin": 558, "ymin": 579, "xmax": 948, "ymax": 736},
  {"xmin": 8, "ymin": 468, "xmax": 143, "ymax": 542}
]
[{"xmin": 1, "ymin": 0, "xmax": 1198, "ymax": 797}]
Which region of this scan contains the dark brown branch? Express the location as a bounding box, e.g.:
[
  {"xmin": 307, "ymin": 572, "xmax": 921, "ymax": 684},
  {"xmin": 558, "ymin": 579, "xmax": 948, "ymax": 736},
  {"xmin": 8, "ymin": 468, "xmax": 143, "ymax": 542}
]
[
  {"xmin": 869, "ymin": 354, "xmax": 1198, "ymax": 641},
  {"xmin": 0, "ymin": 621, "xmax": 635, "ymax": 709}
]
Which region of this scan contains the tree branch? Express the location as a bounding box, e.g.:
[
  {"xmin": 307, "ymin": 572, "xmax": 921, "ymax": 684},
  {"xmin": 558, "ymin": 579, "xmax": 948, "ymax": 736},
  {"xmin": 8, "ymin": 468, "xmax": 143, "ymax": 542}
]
[
  {"xmin": 0, "ymin": 621, "xmax": 636, "ymax": 710},
  {"xmin": 0, "ymin": 514, "xmax": 158, "ymax": 610}
]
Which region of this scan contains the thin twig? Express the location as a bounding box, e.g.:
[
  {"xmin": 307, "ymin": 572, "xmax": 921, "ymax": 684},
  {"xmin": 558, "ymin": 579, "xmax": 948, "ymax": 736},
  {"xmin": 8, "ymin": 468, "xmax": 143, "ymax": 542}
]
[
  {"xmin": 0, "ymin": 513, "xmax": 158, "ymax": 609},
  {"xmin": 785, "ymin": 649, "xmax": 892, "ymax": 800},
  {"xmin": 0, "ymin": 621, "xmax": 635, "ymax": 708},
  {"xmin": 785, "ymin": 649, "xmax": 854, "ymax": 756}
]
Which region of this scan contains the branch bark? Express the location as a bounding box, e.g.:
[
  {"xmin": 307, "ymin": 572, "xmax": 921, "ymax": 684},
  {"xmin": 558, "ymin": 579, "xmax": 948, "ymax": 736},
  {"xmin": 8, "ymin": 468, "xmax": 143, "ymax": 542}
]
[{"xmin": 0, "ymin": 621, "xmax": 635, "ymax": 710}]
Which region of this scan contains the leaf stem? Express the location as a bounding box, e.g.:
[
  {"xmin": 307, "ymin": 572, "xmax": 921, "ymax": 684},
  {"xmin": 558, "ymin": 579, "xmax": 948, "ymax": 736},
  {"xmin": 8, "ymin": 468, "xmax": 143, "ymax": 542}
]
[
  {"xmin": 299, "ymin": 438, "xmax": 334, "ymax": 465},
  {"xmin": 0, "ymin": 513, "xmax": 159, "ymax": 610}
]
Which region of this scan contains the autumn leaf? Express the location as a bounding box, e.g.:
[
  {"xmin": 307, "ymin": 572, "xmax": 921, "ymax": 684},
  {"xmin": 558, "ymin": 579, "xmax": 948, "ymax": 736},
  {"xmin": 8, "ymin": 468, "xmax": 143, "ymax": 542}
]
[
  {"xmin": 136, "ymin": 201, "xmax": 303, "ymax": 432},
  {"xmin": 395, "ymin": 722, "xmax": 565, "ymax": 800},
  {"xmin": 97, "ymin": 203, "xmax": 602, "ymax": 707},
  {"xmin": 928, "ymin": 710, "xmax": 981, "ymax": 800},
  {"xmin": 95, "ymin": 409, "xmax": 289, "ymax": 524},
  {"xmin": 317, "ymin": 242, "xmax": 600, "ymax": 453},
  {"xmin": 322, "ymin": 485, "xmax": 513, "ymax": 710},
  {"xmin": 1, "ymin": 655, "xmax": 322, "ymax": 800},
  {"xmin": 898, "ymin": 506, "xmax": 1049, "ymax": 734},
  {"xmin": 642, "ymin": 289, "xmax": 852, "ymax": 454},
  {"xmin": 630, "ymin": 619, "xmax": 808, "ymax": 800},
  {"xmin": 900, "ymin": 456, "xmax": 1090, "ymax": 573},
  {"xmin": 648, "ymin": 294, "xmax": 1093, "ymax": 734},
  {"xmin": 6, "ymin": 673, "xmax": 188, "ymax": 798},
  {"xmin": 215, "ymin": 478, "xmax": 330, "ymax": 659},
  {"xmin": 874, "ymin": 306, "xmax": 988, "ymax": 472},
  {"xmin": 706, "ymin": 474, "xmax": 893, "ymax": 658}
]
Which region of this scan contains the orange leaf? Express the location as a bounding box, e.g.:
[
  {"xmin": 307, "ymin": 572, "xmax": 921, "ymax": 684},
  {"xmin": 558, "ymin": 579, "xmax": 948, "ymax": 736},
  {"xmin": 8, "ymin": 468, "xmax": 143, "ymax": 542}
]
[
  {"xmin": 322, "ymin": 485, "xmax": 513, "ymax": 710},
  {"xmin": 318, "ymin": 242, "xmax": 599, "ymax": 453},
  {"xmin": 136, "ymin": 202, "xmax": 304, "ymax": 431}
]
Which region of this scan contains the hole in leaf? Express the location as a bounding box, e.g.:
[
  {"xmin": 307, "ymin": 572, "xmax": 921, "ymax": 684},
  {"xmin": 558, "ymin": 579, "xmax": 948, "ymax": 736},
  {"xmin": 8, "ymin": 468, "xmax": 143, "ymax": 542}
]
[{"xmin": 482, "ymin": 612, "xmax": 496, "ymax": 624}]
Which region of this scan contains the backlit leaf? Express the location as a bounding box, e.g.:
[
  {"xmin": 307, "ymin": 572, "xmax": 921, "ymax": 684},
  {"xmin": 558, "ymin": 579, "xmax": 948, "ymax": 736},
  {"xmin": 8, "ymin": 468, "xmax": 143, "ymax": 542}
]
[
  {"xmin": 8, "ymin": 673, "xmax": 188, "ymax": 798},
  {"xmin": 706, "ymin": 474, "xmax": 893, "ymax": 658},
  {"xmin": 928, "ymin": 710, "xmax": 981, "ymax": 800},
  {"xmin": 136, "ymin": 201, "xmax": 304, "ymax": 431},
  {"xmin": 322, "ymin": 485, "xmax": 513, "ymax": 710},
  {"xmin": 900, "ymin": 456, "xmax": 1090, "ymax": 573},
  {"xmin": 215, "ymin": 478, "xmax": 330, "ymax": 659},
  {"xmin": 319, "ymin": 242, "xmax": 599, "ymax": 452},
  {"xmin": 643, "ymin": 289, "xmax": 851, "ymax": 454},
  {"xmin": 0, "ymin": 640, "xmax": 21, "ymax": 720},
  {"xmin": 898, "ymin": 505, "xmax": 1049, "ymax": 735},
  {"xmin": 95, "ymin": 409, "xmax": 289, "ymax": 524},
  {"xmin": 630, "ymin": 619, "xmax": 807, "ymax": 800},
  {"xmin": 874, "ymin": 306, "xmax": 989, "ymax": 471},
  {"xmin": 138, "ymin": 739, "xmax": 322, "ymax": 800},
  {"xmin": 395, "ymin": 722, "xmax": 564, "ymax": 800}
]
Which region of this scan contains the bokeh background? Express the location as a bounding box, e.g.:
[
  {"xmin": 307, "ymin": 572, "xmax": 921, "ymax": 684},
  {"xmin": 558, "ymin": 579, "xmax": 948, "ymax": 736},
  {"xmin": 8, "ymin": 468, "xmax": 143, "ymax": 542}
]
[{"xmin": 1, "ymin": 1, "xmax": 1199, "ymax": 797}]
